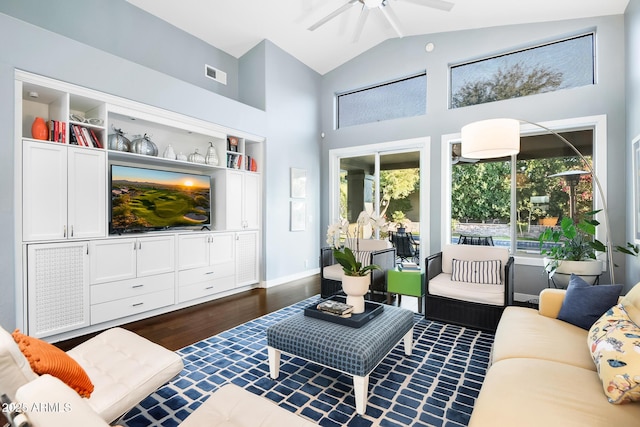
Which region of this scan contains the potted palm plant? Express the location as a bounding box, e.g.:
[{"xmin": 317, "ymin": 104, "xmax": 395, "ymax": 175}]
[{"xmin": 539, "ymin": 210, "xmax": 638, "ymax": 285}]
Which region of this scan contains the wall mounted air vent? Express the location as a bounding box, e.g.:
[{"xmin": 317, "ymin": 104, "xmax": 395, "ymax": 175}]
[{"xmin": 205, "ymin": 64, "xmax": 227, "ymax": 85}]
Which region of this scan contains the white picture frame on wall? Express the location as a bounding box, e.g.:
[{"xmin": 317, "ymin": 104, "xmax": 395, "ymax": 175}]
[
  {"xmin": 290, "ymin": 168, "xmax": 307, "ymax": 199},
  {"xmin": 290, "ymin": 201, "xmax": 306, "ymax": 231}
]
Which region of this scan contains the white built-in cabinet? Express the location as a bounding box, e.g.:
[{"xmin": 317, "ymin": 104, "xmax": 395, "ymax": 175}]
[
  {"xmin": 177, "ymin": 232, "xmax": 236, "ymax": 303},
  {"xmin": 27, "ymin": 242, "xmax": 90, "ymax": 338},
  {"xmin": 214, "ymin": 170, "xmax": 261, "ymax": 230},
  {"xmin": 16, "ymin": 71, "xmax": 264, "ymax": 340},
  {"xmin": 23, "ymin": 142, "xmax": 106, "ymax": 241}
]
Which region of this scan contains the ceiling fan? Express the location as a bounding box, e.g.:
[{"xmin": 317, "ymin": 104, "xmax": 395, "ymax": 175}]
[
  {"xmin": 308, "ymin": 0, "xmax": 455, "ymax": 42},
  {"xmin": 452, "ymin": 143, "xmax": 479, "ymax": 165}
]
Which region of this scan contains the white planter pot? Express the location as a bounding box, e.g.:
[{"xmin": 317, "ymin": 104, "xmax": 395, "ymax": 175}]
[
  {"xmin": 543, "ymin": 257, "xmax": 603, "ymax": 287},
  {"xmin": 341, "ymin": 274, "xmax": 370, "ymax": 314}
]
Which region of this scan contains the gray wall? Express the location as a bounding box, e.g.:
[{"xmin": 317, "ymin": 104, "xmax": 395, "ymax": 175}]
[
  {"xmin": 262, "ymin": 41, "xmax": 322, "ymax": 283},
  {"xmin": 0, "ymin": 0, "xmax": 240, "ymax": 101},
  {"xmin": 626, "ymin": 0, "xmax": 640, "ymax": 289},
  {"xmin": 320, "ymin": 15, "xmax": 629, "ymax": 296}
]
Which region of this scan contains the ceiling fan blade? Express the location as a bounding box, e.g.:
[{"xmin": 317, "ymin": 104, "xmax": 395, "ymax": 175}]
[
  {"xmin": 380, "ymin": 3, "xmax": 403, "ymax": 38},
  {"xmin": 308, "ymin": 0, "xmax": 360, "ymax": 31},
  {"xmin": 401, "ymin": 0, "xmax": 455, "ymax": 12},
  {"xmin": 352, "ymin": 7, "xmax": 370, "ymax": 42}
]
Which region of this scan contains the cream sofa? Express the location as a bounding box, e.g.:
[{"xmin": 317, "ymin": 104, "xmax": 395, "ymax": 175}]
[{"xmin": 469, "ymin": 283, "xmax": 640, "ymax": 426}]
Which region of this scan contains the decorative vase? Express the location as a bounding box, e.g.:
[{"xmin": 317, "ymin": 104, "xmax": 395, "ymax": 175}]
[
  {"xmin": 31, "ymin": 117, "xmax": 48, "ymax": 140},
  {"xmin": 205, "ymin": 142, "xmax": 219, "ymax": 166},
  {"xmin": 176, "ymin": 152, "xmax": 188, "ymax": 161},
  {"xmin": 163, "ymin": 144, "xmax": 177, "ymax": 160},
  {"xmin": 341, "ymin": 274, "xmax": 370, "ymax": 314},
  {"xmin": 544, "ymin": 257, "xmax": 603, "ymax": 287},
  {"xmin": 188, "ymin": 148, "xmax": 206, "ymax": 164},
  {"xmin": 108, "ymin": 127, "xmax": 131, "ymax": 152},
  {"xmin": 130, "ymin": 134, "xmax": 158, "ymax": 156}
]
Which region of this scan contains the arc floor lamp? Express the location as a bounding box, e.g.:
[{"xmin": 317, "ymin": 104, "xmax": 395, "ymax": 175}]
[{"xmin": 460, "ymin": 118, "xmax": 615, "ymax": 284}]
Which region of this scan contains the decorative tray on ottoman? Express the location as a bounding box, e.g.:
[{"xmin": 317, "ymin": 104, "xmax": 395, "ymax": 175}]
[{"xmin": 304, "ymin": 296, "xmax": 384, "ymax": 328}]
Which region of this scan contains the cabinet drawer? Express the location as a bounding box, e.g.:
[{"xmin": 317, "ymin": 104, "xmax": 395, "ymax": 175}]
[
  {"xmin": 91, "ymin": 288, "xmax": 174, "ymax": 325},
  {"xmin": 178, "ymin": 276, "xmax": 236, "ymax": 303},
  {"xmin": 90, "ymin": 273, "xmax": 174, "ymax": 305},
  {"xmin": 178, "ymin": 264, "xmax": 234, "ymax": 286}
]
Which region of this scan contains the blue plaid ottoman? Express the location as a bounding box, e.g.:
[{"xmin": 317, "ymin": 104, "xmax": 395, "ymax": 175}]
[{"xmin": 266, "ymin": 304, "xmax": 414, "ymax": 415}]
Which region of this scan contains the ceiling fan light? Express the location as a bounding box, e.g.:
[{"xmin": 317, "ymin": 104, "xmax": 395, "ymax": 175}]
[{"xmin": 363, "ymin": 0, "xmax": 383, "ymax": 9}]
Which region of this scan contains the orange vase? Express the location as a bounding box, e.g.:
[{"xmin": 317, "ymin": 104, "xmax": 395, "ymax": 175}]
[{"xmin": 31, "ymin": 117, "xmax": 49, "ymax": 140}]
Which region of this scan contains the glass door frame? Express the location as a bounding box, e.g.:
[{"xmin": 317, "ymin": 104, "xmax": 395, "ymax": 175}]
[{"xmin": 328, "ymin": 137, "xmax": 430, "ymax": 261}]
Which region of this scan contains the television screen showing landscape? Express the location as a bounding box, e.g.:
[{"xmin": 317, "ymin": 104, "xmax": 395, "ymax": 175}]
[{"xmin": 110, "ymin": 165, "xmax": 211, "ymax": 232}]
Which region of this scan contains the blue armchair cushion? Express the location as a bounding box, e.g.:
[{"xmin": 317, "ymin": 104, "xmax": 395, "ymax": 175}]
[{"xmin": 557, "ymin": 274, "xmax": 622, "ymax": 330}]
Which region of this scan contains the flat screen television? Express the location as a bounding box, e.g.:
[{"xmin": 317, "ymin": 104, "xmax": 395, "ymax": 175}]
[{"xmin": 110, "ymin": 164, "xmax": 211, "ymax": 233}]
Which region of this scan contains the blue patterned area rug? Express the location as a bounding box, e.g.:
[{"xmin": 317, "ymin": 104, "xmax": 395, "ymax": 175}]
[{"xmin": 121, "ymin": 296, "xmax": 494, "ymax": 427}]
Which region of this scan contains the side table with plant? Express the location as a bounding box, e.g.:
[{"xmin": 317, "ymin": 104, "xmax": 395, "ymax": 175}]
[{"xmin": 539, "ymin": 210, "xmax": 638, "ymax": 285}]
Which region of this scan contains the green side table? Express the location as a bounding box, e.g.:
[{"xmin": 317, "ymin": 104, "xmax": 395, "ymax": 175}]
[{"xmin": 386, "ymin": 268, "xmax": 425, "ymax": 314}]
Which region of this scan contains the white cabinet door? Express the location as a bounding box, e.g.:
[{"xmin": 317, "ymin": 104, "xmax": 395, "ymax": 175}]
[
  {"xmin": 67, "ymin": 147, "xmax": 106, "ymax": 239},
  {"xmin": 178, "ymin": 233, "xmax": 210, "ymax": 270},
  {"xmin": 90, "ymin": 239, "xmax": 137, "ymax": 284},
  {"xmin": 243, "ymin": 172, "xmax": 260, "ymax": 230},
  {"xmin": 236, "ymin": 231, "xmax": 258, "ymax": 286},
  {"xmin": 136, "ymin": 235, "xmax": 175, "ymax": 277},
  {"xmin": 210, "ymin": 232, "xmax": 235, "ymax": 265},
  {"xmin": 226, "ymin": 171, "xmax": 244, "ymax": 230},
  {"xmin": 27, "ymin": 241, "xmax": 90, "ymax": 338},
  {"xmin": 23, "ymin": 141, "xmax": 67, "ymax": 241}
]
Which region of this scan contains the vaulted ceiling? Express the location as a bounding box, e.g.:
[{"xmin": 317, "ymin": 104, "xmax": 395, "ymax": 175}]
[{"xmin": 127, "ymin": 0, "xmax": 629, "ymax": 75}]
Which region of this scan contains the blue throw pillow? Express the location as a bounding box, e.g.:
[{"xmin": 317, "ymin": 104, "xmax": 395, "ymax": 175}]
[{"xmin": 557, "ymin": 274, "xmax": 622, "ymax": 330}]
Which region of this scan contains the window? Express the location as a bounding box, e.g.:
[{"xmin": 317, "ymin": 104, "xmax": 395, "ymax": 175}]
[
  {"xmin": 450, "ymin": 33, "xmax": 595, "ymax": 109},
  {"xmin": 337, "ymin": 73, "xmax": 426, "ymax": 128},
  {"xmin": 448, "ymin": 127, "xmax": 596, "ymax": 255}
]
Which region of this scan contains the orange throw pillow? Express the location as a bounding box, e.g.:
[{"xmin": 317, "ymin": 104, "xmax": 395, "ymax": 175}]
[{"xmin": 12, "ymin": 330, "xmax": 94, "ymax": 398}]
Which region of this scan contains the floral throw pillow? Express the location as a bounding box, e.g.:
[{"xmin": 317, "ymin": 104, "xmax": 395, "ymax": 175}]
[{"xmin": 587, "ymin": 304, "xmax": 640, "ymax": 404}]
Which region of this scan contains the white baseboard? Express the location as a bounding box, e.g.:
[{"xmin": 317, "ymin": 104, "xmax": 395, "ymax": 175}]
[{"xmin": 261, "ymin": 268, "xmax": 320, "ymax": 288}]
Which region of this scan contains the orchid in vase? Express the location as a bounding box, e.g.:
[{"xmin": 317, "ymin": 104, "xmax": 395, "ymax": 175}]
[{"xmin": 326, "ymin": 211, "xmax": 388, "ymax": 277}]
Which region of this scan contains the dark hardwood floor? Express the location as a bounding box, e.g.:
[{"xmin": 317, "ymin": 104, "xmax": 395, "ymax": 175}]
[{"xmin": 56, "ymin": 275, "xmax": 321, "ymax": 352}]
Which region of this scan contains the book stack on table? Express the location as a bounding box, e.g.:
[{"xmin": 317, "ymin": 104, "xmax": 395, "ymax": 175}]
[{"xmin": 316, "ymin": 300, "xmax": 354, "ymax": 318}]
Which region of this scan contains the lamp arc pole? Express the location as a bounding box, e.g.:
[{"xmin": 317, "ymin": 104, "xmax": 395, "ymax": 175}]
[{"xmin": 519, "ymin": 119, "xmax": 615, "ymax": 284}]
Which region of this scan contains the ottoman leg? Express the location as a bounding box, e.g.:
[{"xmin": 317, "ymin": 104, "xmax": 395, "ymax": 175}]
[
  {"xmin": 267, "ymin": 346, "xmax": 281, "ymax": 379},
  {"xmin": 353, "ymin": 374, "xmax": 370, "ymax": 415},
  {"xmin": 403, "ymin": 327, "xmax": 413, "ymax": 356}
]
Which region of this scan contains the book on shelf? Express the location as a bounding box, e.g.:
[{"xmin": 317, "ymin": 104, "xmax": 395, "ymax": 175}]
[
  {"xmin": 317, "ymin": 300, "xmax": 354, "ymax": 317},
  {"xmin": 89, "ymin": 129, "xmax": 102, "ymax": 148},
  {"xmin": 48, "ymin": 120, "xmax": 65, "ymax": 143}
]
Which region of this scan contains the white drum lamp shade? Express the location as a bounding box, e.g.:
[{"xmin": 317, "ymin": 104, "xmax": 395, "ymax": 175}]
[{"xmin": 461, "ymin": 118, "xmax": 521, "ymax": 159}]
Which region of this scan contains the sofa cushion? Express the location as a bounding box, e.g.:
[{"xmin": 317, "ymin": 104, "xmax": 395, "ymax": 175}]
[
  {"xmin": 0, "ymin": 326, "xmax": 38, "ymax": 400},
  {"xmin": 492, "ymin": 306, "xmax": 595, "ymax": 371},
  {"xmin": 12, "ymin": 330, "xmax": 94, "ymax": 398},
  {"xmin": 180, "ymin": 383, "xmax": 317, "ymax": 427},
  {"xmin": 428, "ymin": 273, "xmax": 504, "ymax": 306},
  {"xmin": 451, "ymin": 259, "xmax": 501, "ymax": 285},
  {"xmin": 469, "ymin": 358, "xmax": 640, "ymax": 427},
  {"xmin": 588, "ymin": 303, "xmax": 640, "ymax": 404},
  {"xmin": 67, "ymin": 327, "xmax": 183, "ymax": 423},
  {"xmin": 557, "ymin": 274, "xmax": 623, "ymax": 330},
  {"xmin": 441, "ymin": 244, "xmax": 509, "ymax": 277},
  {"xmin": 621, "ymin": 281, "xmax": 640, "ymax": 326}
]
